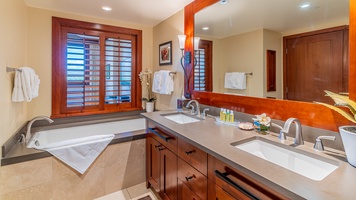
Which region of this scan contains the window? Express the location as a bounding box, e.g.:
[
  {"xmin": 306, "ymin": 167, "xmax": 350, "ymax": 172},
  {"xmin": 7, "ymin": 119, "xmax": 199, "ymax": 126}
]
[
  {"xmin": 194, "ymin": 39, "xmax": 213, "ymax": 91},
  {"xmin": 52, "ymin": 17, "xmax": 142, "ymax": 118}
]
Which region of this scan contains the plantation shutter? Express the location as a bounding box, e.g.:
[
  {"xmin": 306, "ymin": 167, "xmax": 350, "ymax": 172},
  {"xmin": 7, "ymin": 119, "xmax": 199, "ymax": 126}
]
[
  {"xmin": 105, "ymin": 37, "xmax": 132, "ymax": 104},
  {"xmin": 66, "ymin": 33, "xmax": 100, "ymax": 108},
  {"xmin": 194, "ymin": 49, "xmax": 206, "ymax": 91}
]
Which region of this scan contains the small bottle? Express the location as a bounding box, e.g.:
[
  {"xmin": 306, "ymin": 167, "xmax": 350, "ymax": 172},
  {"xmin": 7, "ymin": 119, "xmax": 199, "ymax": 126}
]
[
  {"xmin": 222, "ymin": 109, "xmax": 226, "ymax": 121},
  {"xmin": 225, "ymin": 110, "xmax": 230, "ymax": 122},
  {"xmin": 220, "ymin": 108, "xmax": 224, "ymax": 121},
  {"xmin": 230, "ymin": 111, "xmax": 234, "ymax": 123}
]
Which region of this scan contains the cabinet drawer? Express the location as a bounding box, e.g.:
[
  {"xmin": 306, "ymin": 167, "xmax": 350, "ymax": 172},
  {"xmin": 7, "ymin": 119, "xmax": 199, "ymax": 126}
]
[
  {"xmin": 208, "ymin": 154, "xmax": 289, "ymax": 200},
  {"xmin": 178, "ymin": 138, "xmax": 207, "ymax": 175},
  {"xmin": 147, "ymin": 124, "xmax": 177, "ymax": 154},
  {"xmin": 208, "ymin": 179, "xmax": 236, "ymax": 200},
  {"xmin": 178, "ymin": 158, "xmax": 207, "ymax": 200},
  {"xmin": 178, "ymin": 179, "xmax": 202, "ymax": 200}
]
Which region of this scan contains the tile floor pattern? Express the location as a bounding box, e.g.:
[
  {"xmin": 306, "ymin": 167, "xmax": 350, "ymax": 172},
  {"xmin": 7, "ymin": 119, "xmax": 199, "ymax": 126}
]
[{"xmin": 95, "ymin": 182, "xmax": 159, "ymax": 200}]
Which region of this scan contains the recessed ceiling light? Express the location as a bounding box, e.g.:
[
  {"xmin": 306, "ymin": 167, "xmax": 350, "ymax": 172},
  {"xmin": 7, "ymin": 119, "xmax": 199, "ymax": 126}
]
[
  {"xmin": 102, "ymin": 6, "xmax": 112, "ymax": 11},
  {"xmin": 300, "ymin": 4, "xmax": 310, "ymax": 8},
  {"xmin": 202, "ymin": 26, "xmax": 209, "ymax": 31}
]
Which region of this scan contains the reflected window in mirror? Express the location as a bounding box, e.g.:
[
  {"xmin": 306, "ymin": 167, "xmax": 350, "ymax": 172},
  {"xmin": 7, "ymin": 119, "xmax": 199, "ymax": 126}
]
[{"xmin": 194, "ymin": 39, "xmax": 213, "ymax": 91}]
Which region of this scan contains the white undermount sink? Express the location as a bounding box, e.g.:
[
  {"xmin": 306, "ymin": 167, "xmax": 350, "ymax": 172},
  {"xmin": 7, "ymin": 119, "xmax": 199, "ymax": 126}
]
[
  {"xmin": 162, "ymin": 113, "xmax": 202, "ymax": 124},
  {"xmin": 232, "ymin": 137, "xmax": 339, "ymax": 181}
]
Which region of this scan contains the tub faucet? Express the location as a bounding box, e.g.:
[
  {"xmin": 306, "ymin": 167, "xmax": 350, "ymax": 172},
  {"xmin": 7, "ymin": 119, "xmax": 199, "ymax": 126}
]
[
  {"xmin": 25, "ymin": 116, "xmax": 53, "ymax": 143},
  {"xmin": 281, "ymin": 118, "xmax": 304, "ymax": 146},
  {"xmin": 186, "ymin": 100, "xmax": 200, "ymax": 117}
]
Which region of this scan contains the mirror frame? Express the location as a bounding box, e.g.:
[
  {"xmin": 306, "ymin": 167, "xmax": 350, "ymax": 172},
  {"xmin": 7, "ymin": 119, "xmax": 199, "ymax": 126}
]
[{"xmin": 184, "ymin": 0, "xmax": 355, "ymax": 131}]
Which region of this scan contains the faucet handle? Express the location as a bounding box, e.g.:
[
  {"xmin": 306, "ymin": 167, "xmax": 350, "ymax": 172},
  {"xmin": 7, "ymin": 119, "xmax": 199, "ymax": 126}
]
[
  {"xmin": 189, "ymin": 105, "xmax": 195, "ymax": 115},
  {"xmin": 271, "ymin": 123, "xmax": 286, "ymax": 141},
  {"xmin": 313, "ymin": 136, "xmax": 336, "ymax": 151}
]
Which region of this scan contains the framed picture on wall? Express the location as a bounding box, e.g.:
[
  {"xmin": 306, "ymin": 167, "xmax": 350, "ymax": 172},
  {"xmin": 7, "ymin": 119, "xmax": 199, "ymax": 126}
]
[{"xmin": 159, "ymin": 41, "xmax": 172, "ymax": 66}]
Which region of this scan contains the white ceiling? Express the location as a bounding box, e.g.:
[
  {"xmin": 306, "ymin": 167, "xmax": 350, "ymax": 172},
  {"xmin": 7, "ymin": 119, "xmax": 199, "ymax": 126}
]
[
  {"xmin": 195, "ymin": 0, "xmax": 349, "ymax": 39},
  {"xmin": 24, "ymin": 0, "xmax": 194, "ymax": 27}
]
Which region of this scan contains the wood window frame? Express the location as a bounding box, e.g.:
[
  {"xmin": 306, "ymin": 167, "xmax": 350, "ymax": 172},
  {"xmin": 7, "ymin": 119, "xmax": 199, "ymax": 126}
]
[{"xmin": 52, "ymin": 17, "xmax": 142, "ymax": 118}]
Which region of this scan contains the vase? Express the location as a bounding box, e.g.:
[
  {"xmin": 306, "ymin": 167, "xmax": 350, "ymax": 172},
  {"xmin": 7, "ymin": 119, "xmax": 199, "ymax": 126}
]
[
  {"xmin": 339, "ymin": 126, "xmax": 356, "ymax": 167},
  {"xmin": 145, "ymin": 102, "xmax": 154, "ymax": 112}
]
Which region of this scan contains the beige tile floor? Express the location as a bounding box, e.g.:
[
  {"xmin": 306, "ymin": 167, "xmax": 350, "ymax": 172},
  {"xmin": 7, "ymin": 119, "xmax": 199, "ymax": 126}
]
[{"xmin": 95, "ymin": 182, "xmax": 159, "ymax": 200}]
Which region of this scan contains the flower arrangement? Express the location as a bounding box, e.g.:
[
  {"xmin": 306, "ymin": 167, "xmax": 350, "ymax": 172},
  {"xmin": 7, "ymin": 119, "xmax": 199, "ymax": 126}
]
[
  {"xmin": 314, "ymin": 90, "xmax": 356, "ymax": 123},
  {"xmin": 139, "ymin": 69, "xmax": 156, "ymax": 102},
  {"xmin": 252, "ymin": 113, "xmax": 271, "ymax": 132}
]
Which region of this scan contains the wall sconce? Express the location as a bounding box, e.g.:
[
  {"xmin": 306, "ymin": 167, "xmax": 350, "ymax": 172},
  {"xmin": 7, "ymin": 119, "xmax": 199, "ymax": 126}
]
[{"xmin": 177, "ymin": 35, "xmax": 200, "ymax": 98}]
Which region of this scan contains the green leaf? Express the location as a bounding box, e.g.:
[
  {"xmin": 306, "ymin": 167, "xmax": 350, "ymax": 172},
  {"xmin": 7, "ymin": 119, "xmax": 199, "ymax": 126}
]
[
  {"xmin": 315, "ymin": 101, "xmax": 356, "ymax": 123},
  {"xmin": 324, "ymin": 90, "xmax": 356, "ymax": 115}
]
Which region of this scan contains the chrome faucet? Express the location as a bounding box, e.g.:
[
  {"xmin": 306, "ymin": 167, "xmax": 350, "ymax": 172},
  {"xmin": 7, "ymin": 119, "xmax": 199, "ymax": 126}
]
[
  {"xmin": 25, "ymin": 116, "xmax": 53, "ymax": 143},
  {"xmin": 186, "ymin": 100, "xmax": 200, "ymax": 116},
  {"xmin": 281, "ymin": 118, "xmax": 304, "ymax": 146}
]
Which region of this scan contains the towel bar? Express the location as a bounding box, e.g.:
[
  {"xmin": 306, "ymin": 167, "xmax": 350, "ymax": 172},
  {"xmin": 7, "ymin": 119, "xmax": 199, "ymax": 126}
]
[
  {"xmin": 245, "ymin": 72, "xmax": 253, "ymax": 76},
  {"xmin": 6, "ymin": 67, "xmax": 22, "ymax": 72}
]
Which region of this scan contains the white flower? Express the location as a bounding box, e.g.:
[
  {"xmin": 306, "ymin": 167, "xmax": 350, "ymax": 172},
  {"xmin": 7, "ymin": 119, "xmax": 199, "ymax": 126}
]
[{"xmin": 252, "ymin": 113, "xmax": 271, "ymax": 126}]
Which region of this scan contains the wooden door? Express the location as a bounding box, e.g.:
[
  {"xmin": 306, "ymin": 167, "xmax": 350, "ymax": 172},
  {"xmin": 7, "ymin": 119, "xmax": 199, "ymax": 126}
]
[
  {"xmin": 146, "ymin": 136, "xmax": 161, "ymax": 192},
  {"xmin": 160, "ymin": 148, "xmax": 178, "ymax": 200},
  {"xmin": 284, "ymin": 26, "xmax": 348, "ymax": 103}
]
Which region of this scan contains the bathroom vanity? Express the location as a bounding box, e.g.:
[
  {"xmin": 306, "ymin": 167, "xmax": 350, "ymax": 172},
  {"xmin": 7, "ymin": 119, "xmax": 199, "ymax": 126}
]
[{"xmin": 142, "ymin": 110, "xmax": 356, "ymax": 200}]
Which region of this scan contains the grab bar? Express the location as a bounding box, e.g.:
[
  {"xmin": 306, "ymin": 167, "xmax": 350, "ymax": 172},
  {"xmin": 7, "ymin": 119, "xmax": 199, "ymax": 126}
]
[
  {"xmin": 147, "ymin": 128, "xmax": 171, "ymax": 142},
  {"xmin": 215, "ymin": 170, "xmax": 260, "ymax": 200}
]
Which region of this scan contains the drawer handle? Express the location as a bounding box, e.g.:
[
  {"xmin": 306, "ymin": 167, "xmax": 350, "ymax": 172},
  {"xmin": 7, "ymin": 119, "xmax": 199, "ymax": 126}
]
[
  {"xmin": 158, "ymin": 147, "xmax": 165, "ymax": 151},
  {"xmin": 214, "ymin": 170, "xmax": 260, "ymax": 200},
  {"xmin": 154, "ymin": 144, "xmax": 162, "ymax": 148},
  {"xmin": 185, "ymin": 175, "xmax": 195, "ymax": 181},
  {"xmin": 148, "ymin": 128, "xmax": 171, "ymax": 142},
  {"xmin": 185, "ymin": 150, "xmax": 195, "ymax": 155}
]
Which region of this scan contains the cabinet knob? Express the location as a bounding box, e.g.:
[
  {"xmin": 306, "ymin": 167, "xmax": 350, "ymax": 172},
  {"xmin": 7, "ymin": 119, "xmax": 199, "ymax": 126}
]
[
  {"xmin": 185, "ymin": 150, "xmax": 195, "ymax": 155},
  {"xmin": 185, "ymin": 175, "xmax": 195, "ymax": 181}
]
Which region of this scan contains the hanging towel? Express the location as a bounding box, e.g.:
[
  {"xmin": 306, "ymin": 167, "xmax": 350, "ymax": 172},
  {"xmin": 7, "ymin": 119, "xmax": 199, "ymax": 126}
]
[
  {"xmin": 11, "ymin": 70, "xmax": 25, "ymax": 102},
  {"xmin": 224, "ymin": 72, "xmax": 246, "ymax": 90},
  {"xmin": 152, "ymin": 71, "xmax": 163, "ymax": 93},
  {"xmin": 36, "ymin": 134, "xmax": 114, "ymax": 174},
  {"xmin": 152, "ymin": 70, "xmax": 174, "ymax": 95},
  {"xmin": 11, "ymin": 67, "xmax": 40, "ymax": 102}
]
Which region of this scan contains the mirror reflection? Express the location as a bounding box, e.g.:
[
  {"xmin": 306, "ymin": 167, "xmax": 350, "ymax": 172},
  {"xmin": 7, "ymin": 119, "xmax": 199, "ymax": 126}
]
[{"xmin": 194, "ymin": 0, "xmax": 349, "ymax": 103}]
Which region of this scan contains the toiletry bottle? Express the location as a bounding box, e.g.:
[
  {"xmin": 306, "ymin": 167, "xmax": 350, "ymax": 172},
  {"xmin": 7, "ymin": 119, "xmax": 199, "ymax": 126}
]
[
  {"xmin": 230, "ymin": 111, "xmax": 234, "ymax": 123},
  {"xmin": 225, "ymin": 110, "xmax": 230, "ymax": 122},
  {"xmin": 220, "ymin": 108, "xmax": 224, "ymax": 120},
  {"xmin": 222, "ymin": 109, "xmax": 226, "ymax": 121}
]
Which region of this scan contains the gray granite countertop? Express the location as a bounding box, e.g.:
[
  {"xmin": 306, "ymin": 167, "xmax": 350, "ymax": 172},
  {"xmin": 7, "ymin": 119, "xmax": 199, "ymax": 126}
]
[{"xmin": 141, "ymin": 110, "xmax": 356, "ymax": 200}]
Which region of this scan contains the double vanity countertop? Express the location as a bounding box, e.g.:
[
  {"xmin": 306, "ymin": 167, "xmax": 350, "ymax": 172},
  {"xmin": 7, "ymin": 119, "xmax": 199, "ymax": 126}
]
[{"xmin": 141, "ymin": 110, "xmax": 356, "ymax": 200}]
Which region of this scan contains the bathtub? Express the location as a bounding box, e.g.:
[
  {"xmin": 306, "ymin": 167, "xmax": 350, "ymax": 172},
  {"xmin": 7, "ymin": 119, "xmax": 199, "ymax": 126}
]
[{"xmin": 27, "ymin": 118, "xmax": 146, "ymax": 149}]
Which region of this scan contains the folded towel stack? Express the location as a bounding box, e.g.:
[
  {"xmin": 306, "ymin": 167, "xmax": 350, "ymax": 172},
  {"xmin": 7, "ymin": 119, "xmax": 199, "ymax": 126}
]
[
  {"xmin": 152, "ymin": 70, "xmax": 174, "ymax": 94},
  {"xmin": 11, "ymin": 67, "xmax": 40, "ymax": 102},
  {"xmin": 36, "ymin": 134, "xmax": 115, "ymax": 174},
  {"xmin": 224, "ymin": 72, "xmax": 246, "ymax": 90}
]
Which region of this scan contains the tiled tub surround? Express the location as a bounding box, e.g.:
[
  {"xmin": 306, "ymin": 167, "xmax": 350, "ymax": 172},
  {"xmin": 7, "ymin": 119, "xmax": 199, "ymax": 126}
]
[
  {"xmin": 142, "ymin": 109, "xmax": 356, "ymax": 199},
  {"xmin": 1, "ymin": 111, "xmax": 147, "ymax": 199},
  {"xmin": 0, "ymin": 139, "xmax": 146, "ymax": 199}
]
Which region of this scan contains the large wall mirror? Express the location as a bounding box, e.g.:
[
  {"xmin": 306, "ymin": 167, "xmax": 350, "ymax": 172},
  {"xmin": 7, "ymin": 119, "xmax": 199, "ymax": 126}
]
[{"xmin": 194, "ymin": 0, "xmax": 349, "ymax": 104}]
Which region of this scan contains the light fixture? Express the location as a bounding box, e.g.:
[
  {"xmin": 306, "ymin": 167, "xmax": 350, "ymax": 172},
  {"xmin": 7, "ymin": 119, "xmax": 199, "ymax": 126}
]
[
  {"xmin": 300, "ymin": 3, "xmax": 310, "ymax": 8},
  {"xmin": 202, "ymin": 26, "xmax": 209, "ymax": 31},
  {"xmin": 102, "ymin": 6, "xmax": 112, "ymax": 11},
  {"xmin": 177, "ymin": 35, "xmax": 200, "ymax": 98}
]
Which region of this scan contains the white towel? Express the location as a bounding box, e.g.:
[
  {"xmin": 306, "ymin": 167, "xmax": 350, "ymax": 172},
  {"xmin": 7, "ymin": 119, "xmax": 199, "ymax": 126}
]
[
  {"xmin": 152, "ymin": 71, "xmax": 162, "ymax": 93},
  {"xmin": 36, "ymin": 134, "xmax": 114, "ymax": 174},
  {"xmin": 11, "ymin": 67, "xmax": 40, "ymax": 102},
  {"xmin": 152, "ymin": 70, "xmax": 174, "ymax": 95},
  {"xmin": 11, "ymin": 70, "xmax": 25, "ymax": 102},
  {"xmin": 224, "ymin": 72, "xmax": 246, "ymax": 90}
]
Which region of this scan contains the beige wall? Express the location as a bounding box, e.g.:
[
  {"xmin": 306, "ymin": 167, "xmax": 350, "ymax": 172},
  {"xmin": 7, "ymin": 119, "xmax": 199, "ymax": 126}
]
[
  {"xmin": 0, "ymin": 0, "xmax": 28, "ymax": 160},
  {"xmin": 153, "ymin": 10, "xmax": 185, "ymax": 110}
]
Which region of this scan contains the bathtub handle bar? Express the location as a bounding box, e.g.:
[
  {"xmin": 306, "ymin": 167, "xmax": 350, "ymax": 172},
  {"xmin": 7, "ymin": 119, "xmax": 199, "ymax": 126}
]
[{"xmin": 147, "ymin": 128, "xmax": 171, "ymax": 142}]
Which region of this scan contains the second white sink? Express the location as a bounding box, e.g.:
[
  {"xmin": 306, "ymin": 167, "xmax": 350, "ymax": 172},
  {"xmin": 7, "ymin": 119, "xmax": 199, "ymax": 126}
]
[
  {"xmin": 232, "ymin": 137, "xmax": 339, "ymax": 181},
  {"xmin": 162, "ymin": 113, "xmax": 202, "ymax": 124}
]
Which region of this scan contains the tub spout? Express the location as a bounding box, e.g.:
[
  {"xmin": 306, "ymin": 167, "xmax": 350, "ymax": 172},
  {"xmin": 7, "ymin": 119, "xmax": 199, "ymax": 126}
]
[{"xmin": 25, "ymin": 116, "xmax": 53, "ymax": 143}]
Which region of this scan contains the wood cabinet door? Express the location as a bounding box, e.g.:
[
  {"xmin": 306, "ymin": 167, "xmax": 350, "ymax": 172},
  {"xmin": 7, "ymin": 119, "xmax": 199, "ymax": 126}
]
[
  {"xmin": 160, "ymin": 147, "xmax": 178, "ymax": 200},
  {"xmin": 146, "ymin": 136, "xmax": 161, "ymax": 192},
  {"xmin": 178, "ymin": 179, "xmax": 202, "ymax": 200}
]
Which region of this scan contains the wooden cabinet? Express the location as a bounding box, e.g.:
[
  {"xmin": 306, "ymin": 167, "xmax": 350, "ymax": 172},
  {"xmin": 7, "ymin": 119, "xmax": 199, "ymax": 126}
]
[
  {"xmin": 208, "ymin": 179, "xmax": 236, "ymax": 200},
  {"xmin": 208, "ymin": 154, "xmax": 288, "ymax": 200},
  {"xmin": 146, "ymin": 125, "xmax": 178, "ymax": 200}
]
